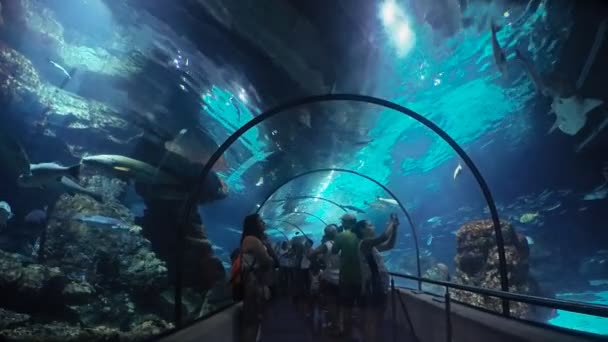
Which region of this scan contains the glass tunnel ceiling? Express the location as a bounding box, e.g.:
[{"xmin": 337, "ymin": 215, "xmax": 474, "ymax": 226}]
[
  {"xmin": 195, "ymin": 2, "xmax": 587, "ymax": 299},
  {"xmin": 203, "ymin": 99, "xmax": 498, "ymax": 239},
  {"xmin": 198, "ymin": 0, "xmax": 569, "ymax": 239},
  {"xmin": 205, "ymin": 4, "xmax": 556, "ymax": 162},
  {"xmin": 198, "ymin": 94, "xmax": 513, "ymax": 292}
]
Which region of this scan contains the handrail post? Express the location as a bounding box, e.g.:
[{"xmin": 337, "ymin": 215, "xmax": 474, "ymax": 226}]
[
  {"xmin": 391, "ymin": 278, "xmax": 397, "ymax": 342},
  {"xmin": 445, "ymin": 289, "xmax": 453, "ymax": 342}
]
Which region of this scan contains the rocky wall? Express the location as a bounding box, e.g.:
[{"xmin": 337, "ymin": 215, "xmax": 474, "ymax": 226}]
[{"xmin": 451, "ymin": 219, "xmax": 554, "ymax": 321}]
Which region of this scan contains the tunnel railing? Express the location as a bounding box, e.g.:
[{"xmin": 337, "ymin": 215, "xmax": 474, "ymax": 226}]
[
  {"xmin": 154, "ymin": 268, "xmax": 608, "ymax": 341},
  {"xmin": 388, "ymin": 271, "xmax": 608, "ymax": 318}
]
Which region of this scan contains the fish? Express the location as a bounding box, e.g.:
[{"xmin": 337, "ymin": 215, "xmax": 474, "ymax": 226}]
[
  {"xmin": 543, "ymin": 202, "xmax": 562, "ymax": 211},
  {"xmin": 0, "ymin": 201, "xmax": 13, "ymax": 228},
  {"xmin": 427, "ymin": 216, "xmax": 441, "ymax": 224},
  {"xmin": 82, "ymin": 154, "xmax": 179, "ymax": 185},
  {"xmin": 25, "ymin": 207, "xmax": 48, "ymax": 225},
  {"xmin": 515, "ymin": 49, "xmax": 603, "ymax": 136},
  {"xmin": 525, "ymin": 236, "xmax": 535, "ymax": 245},
  {"xmin": 17, "ymin": 162, "xmax": 80, "ymax": 188},
  {"xmin": 548, "ymin": 96, "xmax": 603, "ymax": 136},
  {"xmin": 490, "ymin": 20, "xmax": 508, "ymax": 75},
  {"xmin": 364, "ymin": 201, "xmax": 386, "ymax": 210},
  {"xmin": 426, "ymin": 234, "xmax": 433, "ymax": 246},
  {"xmin": 342, "ymin": 205, "xmax": 366, "ymax": 214},
  {"xmin": 72, "ymin": 214, "xmax": 130, "ymax": 230},
  {"xmin": 48, "ymin": 59, "xmax": 71, "ymax": 79},
  {"xmin": 453, "ymin": 163, "xmax": 463, "ymax": 180},
  {"xmin": 514, "ymin": 49, "xmax": 551, "ymax": 97},
  {"xmin": 519, "ymin": 212, "xmax": 539, "ymax": 224},
  {"xmin": 376, "ymin": 197, "xmax": 398, "ymax": 206},
  {"xmin": 0, "ymin": 130, "xmax": 31, "ymax": 177},
  {"xmin": 583, "ymin": 183, "xmax": 608, "ymax": 201},
  {"xmin": 255, "ymin": 177, "xmax": 264, "ymax": 187},
  {"xmin": 60, "ymin": 177, "xmax": 104, "ymax": 202}
]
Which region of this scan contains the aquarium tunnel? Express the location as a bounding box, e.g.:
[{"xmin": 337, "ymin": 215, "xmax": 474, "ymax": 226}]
[{"xmin": 0, "ymin": 0, "xmax": 607, "ymax": 341}]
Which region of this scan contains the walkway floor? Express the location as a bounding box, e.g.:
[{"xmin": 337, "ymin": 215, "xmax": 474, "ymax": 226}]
[{"xmin": 260, "ymin": 297, "xmax": 413, "ymax": 342}]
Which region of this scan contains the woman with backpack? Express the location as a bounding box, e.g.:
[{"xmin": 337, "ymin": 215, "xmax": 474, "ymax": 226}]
[
  {"xmin": 354, "ymin": 214, "xmax": 399, "ymax": 342},
  {"xmin": 234, "ymin": 214, "xmax": 275, "ymax": 342}
]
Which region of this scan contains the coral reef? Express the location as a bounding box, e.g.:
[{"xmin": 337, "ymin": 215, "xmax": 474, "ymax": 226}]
[
  {"xmin": 0, "ymin": 191, "xmax": 179, "ymax": 340},
  {"xmin": 0, "ymin": 309, "xmax": 30, "ymax": 330},
  {"xmin": 44, "ymin": 193, "xmax": 167, "ymax": 290},
  {"xmin": 79, "ymin": 174, "xmax": 128, "ymax": 203},
  {"xmin": 0, "ymin": 317, "xmax": 173, "ymax": 342},
  {"xmin": 0, "ymin": 44, "xmax": 41, "ymax": 107},
  {"xmin": 422, "ymin": 263, "xmax": 450, "ymax": 295},
  {"xmin": 451, "ymin": 219, "xmax": 554, "ymax": 321}
]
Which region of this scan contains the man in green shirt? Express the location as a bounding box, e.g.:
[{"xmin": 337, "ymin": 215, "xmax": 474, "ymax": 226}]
[{"xmin": 332, "ymin": 213, "xmax": 360, "ymax": 335}]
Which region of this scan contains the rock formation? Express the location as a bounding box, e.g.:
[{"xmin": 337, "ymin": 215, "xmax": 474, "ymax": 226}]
[
  {"xmin": 422, "ymin": 263, "xmax": 450, "ymax": 295},
  {"xmin": 451, "ymin": 219, "xmax": 554, "ymax": 321}
]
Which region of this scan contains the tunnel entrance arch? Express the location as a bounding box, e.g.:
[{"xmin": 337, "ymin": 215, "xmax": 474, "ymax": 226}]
[
  {"xmin": 178, "ymin": 94, "xmax": 510, "ymax": 326},
  {"xmin": 255, "ymin": 167, "xmax": 423, "ymax": 288}
]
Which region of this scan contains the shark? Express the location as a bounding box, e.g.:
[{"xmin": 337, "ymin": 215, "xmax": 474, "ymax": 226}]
[
  {"xmin": 490, "ymin": 20, "xmax": 508, "ymax": 76},
  {"xmin": 514, "ymin": 49, "xmax": 603, "ymax": 136}
]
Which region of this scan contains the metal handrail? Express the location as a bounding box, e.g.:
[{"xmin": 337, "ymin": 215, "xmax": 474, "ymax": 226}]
[{"xmin": 389, "ymin": 272, "xmax": 608, "ymax": 318}]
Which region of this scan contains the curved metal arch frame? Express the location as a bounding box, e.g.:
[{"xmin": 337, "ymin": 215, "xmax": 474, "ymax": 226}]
[
  {"xmin": 178, "ymin": 94, "xmax": 510, "ymax": 326},
  {"xmin": 267, "ymin": 195, "xmax": 348, "ymax": 212},
  {"xmin": 267, "ymin": 219, "xmax": 309, "ymax": 239},
  {"xmin": 266, "ymin": 227, "xmax": 289, "ymax": 240},
  {"xmin": 255, "ymin": 168, "xmax": 423, "ymax": 288},
  {"xmin": 282, "ymin": 211, "xmax": 328, "ymax": 226}
]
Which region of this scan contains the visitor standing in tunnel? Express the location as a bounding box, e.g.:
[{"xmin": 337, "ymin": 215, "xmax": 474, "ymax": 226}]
[
  {"xmin": 238, "ymin": 214, "xmax": 275, "ymax": 342},
  {"xmin": 297, "ymin": 238, "xmax": 313, "ymax": 313},
  {"xmin": 332, "ymin": 213, "xmax": 360, "ymax": 337},
  {"xmin": 355, "ymin": 214, "xmax": 399, "ymax": 342},
  {"xmin": 308, "ymin": 224, "xmax": 340, "ymax": 332},
  {"xmin": 277, "ymin": 241, "xmax": 293, "ymax": 295}
]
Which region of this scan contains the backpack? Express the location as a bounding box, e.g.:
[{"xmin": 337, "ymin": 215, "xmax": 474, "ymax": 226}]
[{"xmin": 230, "ymin": 248, "xmax": 256, "ymax": 301}]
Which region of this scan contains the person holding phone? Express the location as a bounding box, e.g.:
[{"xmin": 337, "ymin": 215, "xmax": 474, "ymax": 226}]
[{"xmin": 355, "ymin": 214, "xmax": 399, "ymax": 342}]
